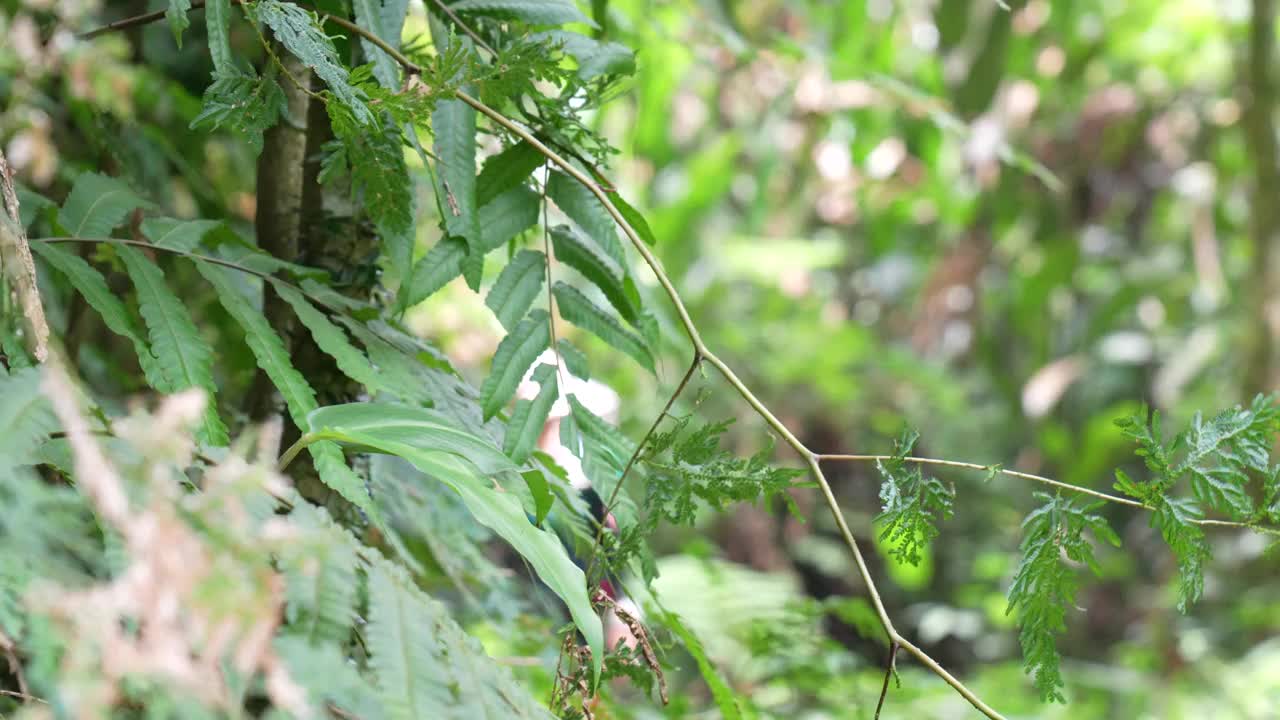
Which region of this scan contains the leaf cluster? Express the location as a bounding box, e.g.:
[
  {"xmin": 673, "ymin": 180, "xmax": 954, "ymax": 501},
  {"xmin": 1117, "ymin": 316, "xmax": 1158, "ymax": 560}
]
[{"xmin": 873, "ymin": 429, "xmax": 954, "ymax": 566}]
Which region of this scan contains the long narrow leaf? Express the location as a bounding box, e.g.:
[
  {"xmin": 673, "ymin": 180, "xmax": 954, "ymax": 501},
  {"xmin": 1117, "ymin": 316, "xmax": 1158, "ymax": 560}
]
[
  {"xmin": 551, "ymin": 225, "xmax": 637, "ymax": 324},
  {"xmin": 553, "ymin": 282, "xmax": 653, "ymax": 373},
  {"xmin": 272, "ymin": 281, "xmax": 383, "ymax": 393},
  {"xmin": 480, "ymin": 310, "xmax": 551, "ymax": 419},
  {"xmin": 485, "ymin": 249, "xmax": 545, "ymax": 330},
  {"xmin": 503, "ymin": 363, "xmax": 558, "ymax": 465},
  {"xmin": 117, "ymin": 246, "xmax": 228, "ymax": 446}
]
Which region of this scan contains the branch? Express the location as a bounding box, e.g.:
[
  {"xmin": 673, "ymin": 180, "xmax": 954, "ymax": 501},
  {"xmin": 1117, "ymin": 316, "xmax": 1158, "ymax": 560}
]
[
  {"xmin": 0, "ymin": 150, "xmax": 51, "ymax": 363},
  {"xmin": 818, "ymin": 453, "xmax": 1280, "ymax": 538}
]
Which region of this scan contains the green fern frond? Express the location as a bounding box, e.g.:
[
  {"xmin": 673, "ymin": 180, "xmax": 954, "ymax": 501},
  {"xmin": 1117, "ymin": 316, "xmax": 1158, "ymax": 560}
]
[
  {"xmin": 551, "ymin": 225, "xmax": 637, "ymax": 324},
  {"xmin": 873, "ymin": 429, "xmax": 954, "ymax": 566},
  {"xmin": 117, "ymin": 246, "xmax": 228, "ymax": 446},
  {"xmin": 272, "ymin": 281, "xmax": 384, "ymax": 394},
  {"xmin": 503, "ymin": 363, "xmax": 558, "ymax": 465},
  {"xmin": 56, "ymin": 173, "xmax": 148, "ymax": 238},
  {"xmin": 400, "ymin": 237, "xmax": 467, "ymax": 309},
  {"xmin": 485, "ymin": 249, "xmax": 546, "ymax": 330},
  {"xmin": 546, "ymin": 170, "xmax": 625, "ymax": 266},
  {"xmin": 480, "ymin": 309, "xmax": 551, "ymax": 419},
  {"xmin": 552, "ymin": 281, "xmax": 653, "ymax": 373},
  {"xmin": 476, "ymin": 141, "xmax": 543, "ymax": 206},
  {"xmin": 0, "ymin": 368, "xmax": 58, "ymax": 470},
  {"xmin": 449, "ymin": 0, "xmax": 594, "ymax": 27},
  {"xmin": 254, "ymin": 1, "xmax": 373, "ymax": 124}
]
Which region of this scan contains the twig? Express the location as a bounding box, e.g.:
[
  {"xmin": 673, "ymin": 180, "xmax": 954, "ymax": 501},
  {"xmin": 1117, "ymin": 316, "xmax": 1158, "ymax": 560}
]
[
  {"xmin": 0, "ymin": 150, "xmax": 51, "ymax": 362},
  {"xmin": 874, "ymin": 642, "xmax": 899, "ymax": 720},
  {"xmin": 582, "ymin": 355, "xmax": 701, "ymax": 584},
  {"xmin": 817, "ymin": 453, "xmax": 1280, "ymax": 538}
]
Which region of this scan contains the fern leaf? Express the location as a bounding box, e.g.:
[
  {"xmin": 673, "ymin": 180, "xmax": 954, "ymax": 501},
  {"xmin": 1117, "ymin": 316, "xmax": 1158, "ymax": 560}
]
[
  {"xmin": 0, "ymin": 368, "xmax": 58, "ymax": 470},
  {"xmin": 198, "ymin": 264, "xmax": 378, "ymax": 518},
  {"xmin": 1006, "ymin": 493, "xmax": 1118, "ymax": 703},
  {"xmin": 166, "ymin": 0, "xmax": 192, "ymax": 46},
  {"xmin": 352, "ymin": 0, "xmax": 408, "ymax": 90},
  {"xmin": 531, "ymin": 30, "xmax": 634, "ymax": 80},
  {"xmin": 57, "ymin": 173, "xmax": 148, "ymax": 239},
  {"xmin": 477, "ymin": 141, "xmax": 543, "ymax": 206},
  {"xmin": 547, "ymin": 170, "xmax": 625, "ymax": 266},
  {"xmin": 480, "ymin": 310, "xmax": 551, "ymax": 419},
  {"xmin": 192, "ymin": 70, "xmax": 287, "ymax": 154},
  {"xmin": 1151, "ymin": 495, "xmax": 1211, "ymax": 612},
  {"xmin": 281, "ymin": 504, "xmax": 360, "ymax": 645},
  {"xmin": 205, "ymin": 0, "xmax": 234, "ymax": 74},
  {"xmin": 450, "ymin": 0, "xmax": 594, "ymax": 26},
  {"xmin": 607, "ymin": 190, "xmax": 655, "ymax": 245},
  {"xmin": 485, "ymin": 249, "xmax": 545, "ymax": 330},
  {"xmin": 400, "ymin": 237, "xmax": 467, "ymax": 309},
  {"xmin": 366, "ymin": 557, "xmax": 557, "ymax": 719},
  {"xmin": 255, "ymin": 1, "xmax": 372, "ymax": 124},
  {"xmin": 433, "ymin": 97, "xmax": 478, "ymax": 245},
  {"xmin": 551, "ymin": 225, "xmax": 637, "ymax": 324},
  {"xmin": 503, "ymin": 363, "xmax": 558, "ymax": 465},
  {"xmin": 479, "ymin": 185, "xmax": 540, "ymax": 252},
  {"xmin": 552, "ymin": 281, "xmax": 653, "ymax": 373},
  {"xmin": 117, "ymin": 246, "xmax": 228, "ymax": 446},
  {"xmin": 31, "ymin": 242, "xmax": 164, "ymax": 386},
  {"xmin": 662, "ymin": 611, "xmax": 744, "ymax": 720},
  {"xmin": 272, "ymin": 281, "xmax": 383, "ymax": 393},
  {"xmin": 873, "ymin": 429, "xmax": 954, "ymax": 566},
  {"xmin": 275, "ymin": 635, "xmax": 385, "ymax": 719},
  {"xmin": 331, "ymin": 119, "xmax": 415, "ymax": 271}
]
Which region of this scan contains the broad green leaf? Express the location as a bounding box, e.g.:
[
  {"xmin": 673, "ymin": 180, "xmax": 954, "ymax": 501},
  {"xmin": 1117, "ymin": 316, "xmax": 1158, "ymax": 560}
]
[
  {"xmin": 0, "ymin": 368, "xmax": 58, "ymax": 470},
  {"xmin": 551, "ymin": 225, "xmax": 637, "ymax": 324},
  {"xmin": 141, "ymin": 218, "xmax": 221, "ymax": 251},
  {"xmin": 485, "ymin": 249, "xmax": 545, "ymax": 330},
  {"xmin": 272, "ymin": 281, "xmax": 383, "ymax": 393},
  {"xmin": 16, "ymin": 183, "xmax": 53, "ymax": 229},
  {"xmin": 57, "ymin": 173, "xmax": 148, "ymax": 239},
  {"xmin": 309, "ymin": 402, "xmax": 515, "ymax": 476},
  {"xmin": 205, "ymin": 0, "xmax": 234, "ymax": 74},
  {"xmin": 167, "ymin": 0, "xmax": 192, "ymax": 46},
  {"xmin": 352, "ymin": 0, "xmax": 408, "ymax": 90},
  {"xmin": 198, "ymin": 263, "xmax": 377, "ymax": 518},
  {"xmin": 449, "ymin": 0, "xmax": 595, "ymax": 26},
  {"xmin": 504, "ymin": 363, "xmax": 558, "ymax": 466},
  {"xmin": 117, "ymin": 246, "xmax": 228, "ymax": 446},
  {"xmin": 433, "ymin": 97, "xmax": 478, "ymax": 245},
  {"xmin": 553, "ymin": 282, "xmax": 653, "ymax": 373},
  {"xmin": 546, "ymin": 170, "xmax": 625, "ymax": 266},
  {"xmin": 362, "ymin": 451, "xmax": 602, "ymax": 684},
  {"xmin": 480, "ymin": 310, "xmax": 551, "ymax": 419},
  {"xmin": 520, "ymin": 467, "xmax": 555, "ymax": 527},
  {"xmin": 476, "ymin": 141, "xmax": 543, "ymax": 206},
  {"xmin": 31, "ymin": 242, "xmax": 164, "ymax": 386},
  {"xmin": 366, "ymin": 557, "xmax": 560, "ymax": 719},
  {"xmin": 399, "ymin": 237, "xmax": 467, "ymax": 309},
  {"xmin": 256, "ymin": 1, "xmax": 373, "ymax": 124},
  {"xmin": 607, "ymin": 190, "xmax": 656, "ymax": 246}
]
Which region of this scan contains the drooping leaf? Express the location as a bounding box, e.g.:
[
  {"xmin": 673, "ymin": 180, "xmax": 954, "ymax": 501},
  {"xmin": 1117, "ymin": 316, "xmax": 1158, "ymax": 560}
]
[
  {"xmin": 479, "ymin": 310, "xmax": 551, "ymax": 419},
  {"xmin": 272, "ymin": 281, "xmax": 384, "ymax": 393},
  {"xmin": 476, "ymin": 141, "xmax": 543, "ymax": 206},
  {"xmin": 166, "ymin": 0, "xmax": 193, "ymax": 46},
  {"xmin": 552, "ymin": 281, "xmax": 653, "ymax": 373},
  {"xmin": 309, "ymin": 402, "xmax": 515, "ymax": 476},
  {"xmin": 546, "ymin": 170, "xmax": 625, "ymax": 266},
  {"xmin": 551, "ymin": 225, "xmax": 636, "ymax": 324},
  {"xmin": 205, "ymin": 0, "xmax": 234, "ymax": 75},
  {"xmin": 556, "ymin": 338, "xmax": 589, "ymax": 379},
  {"xmin": 117, "ymin": 246, "xmax": 228, "ymax": 446},
  {"xmin": 449, "ymin": 0, "xmax": 595, "ymax": 26},
  {"xmin": 485, "ymin": 249, "xmax": 546, "ymax": 330},
  {"xmin": 0, "ymin": 368, "xmax": 58, "ymax": 470},
  {"xmin": 873, "ymin": 429, "xmax": 954, "ymax": 566},
  {"xmin": 399, "ymin": 237, "xmax": 467, "ymax": 309},
  {"xmin": 531, "ymin": 30, "xmax": 634, "ymax": 80},
  {"xmin": 504, "ymin": 363, "xmax": 558, "ymax": 465},
  {"xmin": 1006, "ymin": 493, "xmax": 1118, "ymax": 703},
  {"xmin": 57, "ymin": 173, "xmax": 148, "ymax": 239},
  {"xmin": 198, "ymin": 263, "xmax": 377, "ymax": 518},
  {"xmin": 607, "ymin": 190, "xmax": 655, "ymax": 246},
  {"xmin": 1151, "ymin": 495, "xmax": 1211, "ymax": 613},
  {"xmin": 255, "ymin": 1, "xmax": 373, "ymax": 124},
  {"xmin": 433, "ymin": 97, "xmax": 478, "ymax": 245},
  {"xmin": 31, "ymin": 242, "xmax": 164, "ymax": 386},
  {"xmin": 478, "ymin": 185, "xmax": 541, "ymax": 252},
  {"xmin": 352, "ymin": 0, "xmax": 409, "ymax": 90}
]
